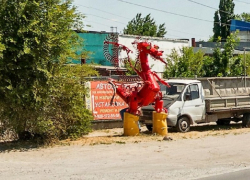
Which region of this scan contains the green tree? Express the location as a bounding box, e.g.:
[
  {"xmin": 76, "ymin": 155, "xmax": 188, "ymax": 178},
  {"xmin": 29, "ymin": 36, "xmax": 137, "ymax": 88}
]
[
  {"xmin": 204, "ymin": 32, "xmax": 240, "ymax": 77},
  {"xmin": 213, "ymin": 11, "xmax": 221, "ymax": 42},
  {"xmin": 245, "ymin": 53, "xmax": 250, "ymax": 76},
  {"xmin": 235, "ymin": 12, "xmax": 250, "ymax": 22},
  {"xmin": 0, "ymin": 0, "xmax": 97, "ymax": 142},
  {"xmin": 213, "ymin": 0, "xmax": 235, "ymax": 42},
  {"xmin": 165, "ymin": 32, "xmax": 240, "ymax": 78},
  {"xmin": 212, "ymin": 42, "xmax": 224, "ymax": 76},
  {"xmin": 163, "ymin": 47, "xmax": 205, "ymax": 78},
  {"xmin": 202, "ymin": 56, "xmax": 217, "ymax": 77},
  {"xmin": 123, "ymin": 13, "xmax": 167, "ymax": 37},
  {"xmin": 221, "ymin": 32, "xmax": 239, "ymax": 76},
  {"xmin": 230, "ymin": 56, "xmax": 242, "ymax": 76}
]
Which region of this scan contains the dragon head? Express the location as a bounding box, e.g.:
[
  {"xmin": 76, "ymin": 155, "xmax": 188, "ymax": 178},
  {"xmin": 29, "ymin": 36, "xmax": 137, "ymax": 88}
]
[{"xmin": 136, "ymin": 42, "xmax": 167, "ymax": 65}]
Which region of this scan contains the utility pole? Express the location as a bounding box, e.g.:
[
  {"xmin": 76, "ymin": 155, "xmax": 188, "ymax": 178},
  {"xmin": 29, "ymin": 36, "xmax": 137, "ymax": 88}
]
[
  {"xmin": 244, "ymin": 47, "xmax": 246, "ymax": 87},
  {"xmin": 110, "ymin": 26, "xmax": 117, "ymax": 33},
  {"xmin": 243, "ymin": 47, "xmax": 250, "ymax": 88}
]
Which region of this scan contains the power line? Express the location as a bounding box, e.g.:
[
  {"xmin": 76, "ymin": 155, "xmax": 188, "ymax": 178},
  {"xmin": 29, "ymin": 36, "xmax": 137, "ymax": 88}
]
[
  {"xmin": 234, "ymin": 0, "xmax": 250, "ymax": 5},
  {"xmin": 84, "ymin": 20, "xmax": 111, "ymax": 27},
  {"xmin": 117, "ymin": 0, "xmax": 212, "ymax": 23},
  {"xmin": 85, "ymin": 13, "xmax": 127, "ymax": 25},
  {"xmin": 75, "ymin": 1, "xmax": 250, "ymax": 40},
  {"xmin": 166, "ymin": 28, "xmax": 208, "ymax": 39},
  {"xmin": 187, "ymin": 0, "xmax": 232, "ymax": 15},
  {"xmin": 117, "ymin": 0, "xmax": 250, "ymax": 30},
  {"xmin": 75, "ymin": 4, "xmax": 130, "ymax": 20},
  {"xmin": 75, "ymin": 2, "xmax": 207, "ymax": 38}
]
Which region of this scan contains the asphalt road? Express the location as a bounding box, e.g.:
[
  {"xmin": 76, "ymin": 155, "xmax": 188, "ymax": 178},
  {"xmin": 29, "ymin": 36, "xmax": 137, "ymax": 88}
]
[
  {"xmin": 1, "ymin": 128, "xmax": 250, "ymax": 180},
  {"xmin": 198, "ymin": 168, "xmax": 250, "ymax": 180}
]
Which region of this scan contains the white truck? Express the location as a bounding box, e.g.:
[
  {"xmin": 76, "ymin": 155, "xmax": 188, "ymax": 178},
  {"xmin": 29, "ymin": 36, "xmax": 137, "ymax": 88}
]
[{"xmin": 140, "ymin": 77, "xmax": 250, "ymax": 132}]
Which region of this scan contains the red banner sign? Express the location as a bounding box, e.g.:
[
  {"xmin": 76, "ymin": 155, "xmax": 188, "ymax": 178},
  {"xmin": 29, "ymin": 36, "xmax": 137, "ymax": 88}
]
[{"xmin": 85, "ymin": 81, "xmax": 127, "ymax": 120}]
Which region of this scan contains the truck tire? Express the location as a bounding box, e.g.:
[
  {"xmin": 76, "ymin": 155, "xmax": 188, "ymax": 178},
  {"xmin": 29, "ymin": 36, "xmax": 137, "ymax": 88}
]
[
  {"xmin": 146, "ymin": 124, "xmax": 153, "ymax": 131},
  {"xmin": 216, "ymin": 119, "xmax": 224, "ymax": 125},
  {"xmin": 216, "ymin": 119, "xmax": 231, "ymax": 125},
  {"xmin": 176, "ymin": 116, "xmax": 190, "ymax": 132},
  {"xmin": 223, "ymin": 120, "xmax": 231, "ymax": 125},
  {"xmin": 242, "ymin": 113, "xmax": 250, "ymax": 128}
]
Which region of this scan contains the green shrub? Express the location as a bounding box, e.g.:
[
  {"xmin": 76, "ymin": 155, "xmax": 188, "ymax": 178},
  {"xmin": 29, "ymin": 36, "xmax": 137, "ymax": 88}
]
[{"xmin": 0, "ymin": 0, "xmax": 98, "ymax": 143}]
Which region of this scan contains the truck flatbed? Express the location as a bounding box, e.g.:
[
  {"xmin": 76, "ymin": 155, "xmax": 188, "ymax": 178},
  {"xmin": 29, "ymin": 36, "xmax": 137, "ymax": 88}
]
[{"xmin": 206, "ymin": 96, "xmax": 250, "ymax": 112}]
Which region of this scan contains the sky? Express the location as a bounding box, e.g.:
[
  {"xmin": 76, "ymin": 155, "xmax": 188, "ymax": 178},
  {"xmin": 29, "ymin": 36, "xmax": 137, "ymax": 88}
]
[{"xmin": 72, "ymin": 0, "xmax": 250, "ymax": 42}]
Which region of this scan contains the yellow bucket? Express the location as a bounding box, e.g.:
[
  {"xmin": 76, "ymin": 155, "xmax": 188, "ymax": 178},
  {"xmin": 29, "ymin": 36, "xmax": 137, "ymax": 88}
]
[
  {"xmin": 123, "ymin": 112, "xmax": 140, "ymax": 136},
  {"xmin": 152, "ymin": 111, "xmax": 168, "ymax": 136}
]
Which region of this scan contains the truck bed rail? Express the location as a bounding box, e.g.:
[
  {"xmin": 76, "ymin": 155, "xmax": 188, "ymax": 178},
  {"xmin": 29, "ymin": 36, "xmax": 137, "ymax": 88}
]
[{"xmin": 206, "ymin": 96, "xmax": 250, "ymax": 112}]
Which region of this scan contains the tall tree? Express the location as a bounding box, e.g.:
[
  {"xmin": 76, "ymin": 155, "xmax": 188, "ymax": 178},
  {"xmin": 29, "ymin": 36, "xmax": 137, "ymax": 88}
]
[
  {"xmin": 204, "ymin": 32, "xmax": 240, "ymax": 77},
  {"xmin": 213, "ymin": 0, "xmax": 235, "ymax": 42},
  {"xmin": 213, "ymin": 11, "xmax": 221, "ymax": 42},
  {"xmin": 123, "ymin": 13, "xmax": 167, "ymax": 37},
  {"xmin": 0, "ymin": 0, "xmax": 97, "ymax": 141}
]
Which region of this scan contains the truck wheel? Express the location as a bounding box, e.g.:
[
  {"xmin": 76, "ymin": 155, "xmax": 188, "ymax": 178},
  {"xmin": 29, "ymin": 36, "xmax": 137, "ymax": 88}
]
[
  {"xmin": 146, "ymin": 124, "xmax": 152, "ymax": 131},
  {"xmin": 216, "ymin": 120, "xmax": 224, "ymax": 125},
  {"xmin": 223, "ymin": 120, "xmax": 231, "ymax": 125},
  {"xmin": 242, "ymin": 113, "xmax": 250, "ymax": 128},
  {"xmin": 176, "ymin": 117, "xmax": 190, "ymax": 132},
  {"xmin": 216, "ymin": 119, "xmax": 230, "ymax": 125}
]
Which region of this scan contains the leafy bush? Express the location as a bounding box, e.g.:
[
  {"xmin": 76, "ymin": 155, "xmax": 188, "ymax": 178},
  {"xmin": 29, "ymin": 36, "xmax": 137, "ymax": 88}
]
[
  {"xmin": 33, "ymin": 64, "xmax": 98, "ymax": 142},
  {"xmin": 0, "ymin": 64, "xmax": 98, "ymax": 143},
  {"xmin": 0, "ymin": 0, "xmax": 98, "ymax": 143}
]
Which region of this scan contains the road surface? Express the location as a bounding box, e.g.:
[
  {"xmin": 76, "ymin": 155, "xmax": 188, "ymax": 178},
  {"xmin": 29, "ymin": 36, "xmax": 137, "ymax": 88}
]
[{"xmin": 1, "ymin": 127, "xmax": 250, "ymax": 180}]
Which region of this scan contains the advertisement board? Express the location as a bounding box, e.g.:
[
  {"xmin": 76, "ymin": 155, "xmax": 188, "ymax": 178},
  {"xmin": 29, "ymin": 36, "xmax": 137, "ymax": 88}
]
[{"xmin": 86, "ymin": 81, "xmax": 129, "ymax": 120}]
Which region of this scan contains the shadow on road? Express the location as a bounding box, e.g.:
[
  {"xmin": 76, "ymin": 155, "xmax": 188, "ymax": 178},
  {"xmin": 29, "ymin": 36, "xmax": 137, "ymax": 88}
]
[
  {"xmin": 191, "ymin": 123, "xmax": 242, "ymax": 132},
  {"xmin": 0, "ymin": 140, "xmax": 43, "ymax": 153},
  {"xmin": 168, "ymin": 122, "xmax": 243, "ymax": 133}
]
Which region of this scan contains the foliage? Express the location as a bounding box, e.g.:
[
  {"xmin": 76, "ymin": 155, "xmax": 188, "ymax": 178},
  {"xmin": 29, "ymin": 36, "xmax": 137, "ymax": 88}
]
[
  {"xmin": 201, "ymin": 56, "xmax": 217, "ymax": 77},
  {"xmin": 213, "ymin": 0, "xmax": 235, "ymax": 42},
  {"xmin": 202, "ymin": 32, "xmax": 240, "ymax": 77},
  {"xmin": 164, "ymin": 32, "xmax": 242, "ymax": 78},
  {"xmin": 0, "ymin": 34, "xmax": 4, "ymax": 58},
  {"xmin": 221, "ymin": 32, "xmax": 239, "ymax": 76},
  {"xmin": 235, "ymin": 12, "xmax": 250, "ymax": 22},
  {"xmin": 244, "ymin": 53, "xmax": 250, "ymax": 76},
  {"xmin": 202, "ymin": 30, "xmax": 242, "ymax": 77},
  {"xmin": 213, "ymin": 11, "xmax": 221, "ymax": 42},
  {"xmin": 163, "ymin": 47, "xmax": 205, "ymax": 78},
  {"xmin": 211, "ymin": 32, "xmax": 239, "ymax": 77},
  {"xmin": 123, "ymin": 13, "xmax": 167, "ymax": 37},
  {"xmin": 35, "ymin": 65, "xmax": 98, "ymax": 141},
  {"xmin": 123, "ymin": 59, "xmax": 139, "ymax": 75},
  {"xmin": 0, "ymin": 0, "xmax": 96, "ymax": 143}
]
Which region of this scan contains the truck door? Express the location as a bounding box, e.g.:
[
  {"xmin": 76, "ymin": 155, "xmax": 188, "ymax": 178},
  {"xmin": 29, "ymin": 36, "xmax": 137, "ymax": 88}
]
[{"xmin": 182, "ymin": 84, "xmax": 205, "ymax": 122}]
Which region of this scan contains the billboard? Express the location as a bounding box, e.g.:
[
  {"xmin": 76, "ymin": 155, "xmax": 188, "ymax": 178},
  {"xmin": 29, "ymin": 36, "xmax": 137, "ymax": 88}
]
[{"xmin": 85, "ymin": 81, "xmax": 128, "ymax": 120}]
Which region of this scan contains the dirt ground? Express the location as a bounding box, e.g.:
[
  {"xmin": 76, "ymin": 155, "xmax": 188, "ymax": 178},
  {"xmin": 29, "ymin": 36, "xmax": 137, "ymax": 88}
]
[
  {"xmin": 1, "ymin": 122, "xmax": 250, "ymax": 180},
  {"xmin": 79, "ymin": 122, "xmax": 250, "ymax": 145}
]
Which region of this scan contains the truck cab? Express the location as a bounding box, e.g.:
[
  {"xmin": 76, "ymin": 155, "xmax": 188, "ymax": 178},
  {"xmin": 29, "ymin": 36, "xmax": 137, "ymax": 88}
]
[{"xmin": 141, "ymin": 79, "xmax": 206, "ymax": 132}]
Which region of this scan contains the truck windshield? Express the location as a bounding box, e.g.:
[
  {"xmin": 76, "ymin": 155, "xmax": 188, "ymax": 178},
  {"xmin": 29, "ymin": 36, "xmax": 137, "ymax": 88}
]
[{"xmin": 166, "ymin": 83, "xmax": 185, "ymax": 95}]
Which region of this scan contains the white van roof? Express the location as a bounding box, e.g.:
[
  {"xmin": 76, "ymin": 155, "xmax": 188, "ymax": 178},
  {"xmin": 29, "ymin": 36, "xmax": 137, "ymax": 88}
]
[{"xmin": 166, "ymin": 79, "xmax": 200, "ymax": 85}]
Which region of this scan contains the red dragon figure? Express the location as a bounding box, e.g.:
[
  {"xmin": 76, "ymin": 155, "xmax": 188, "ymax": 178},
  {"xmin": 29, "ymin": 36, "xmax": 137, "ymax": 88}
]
[{"xmin": 104, "ymin": 38, "xmax": 170, "ymax": 116}]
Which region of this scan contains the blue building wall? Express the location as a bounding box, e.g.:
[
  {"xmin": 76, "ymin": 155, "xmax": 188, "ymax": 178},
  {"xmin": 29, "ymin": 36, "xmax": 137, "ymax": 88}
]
[
  {"xmin": 72, "ymin": 31, "xmax": 117, "ymax": 66},
  {"xmin": 230, "ymin": 20, "xmax": 250, "ymax": 31}
]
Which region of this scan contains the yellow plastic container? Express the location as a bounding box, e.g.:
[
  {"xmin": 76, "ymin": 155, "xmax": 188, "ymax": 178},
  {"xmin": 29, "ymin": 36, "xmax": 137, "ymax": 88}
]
[
  {"xmin": 123, "ymin": 112, "xmax": 140, "ymax": 136},
  {"xmin": 152, "ymin": 111, "xmax": 168, "ymax": 136}
]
